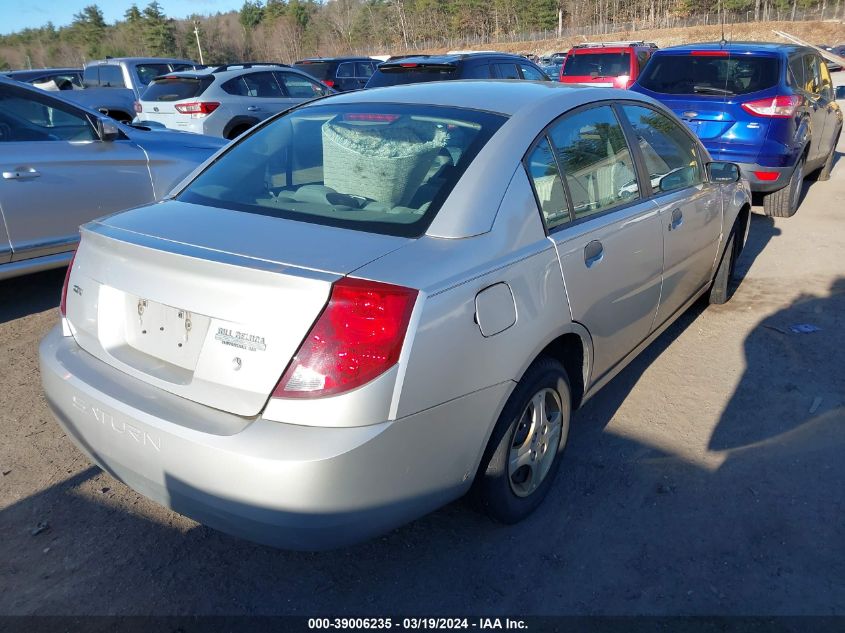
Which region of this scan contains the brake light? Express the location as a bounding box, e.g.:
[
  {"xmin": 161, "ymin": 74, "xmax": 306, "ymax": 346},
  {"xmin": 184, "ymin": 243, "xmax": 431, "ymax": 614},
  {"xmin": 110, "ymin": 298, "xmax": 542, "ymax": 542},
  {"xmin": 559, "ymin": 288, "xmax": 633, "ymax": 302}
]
[
  {"xmin": 59, "ymin": 252, "xmax": 76, "ymax": 317},
  {"xmin": 174, "ymin": 101, "xmax": 220, "ymax": 115},
  {"xmin": 691, "ymin": 50, "xmax": 729, "ymax": 56},
  {"xmin": 753, "ymin": 171, "xmax": 780, "ymax": 181},
  {"xmin": 399, "ymin": 63, "xmax": 418, "ymax": 68},
  {"xmin": 613, "ymin": 74, "xmax": 632, "ymax": 89},
  {"xmin": 741, "ymin": 95, "xmax": 802, "ymax": 118},
  {"xmin": 273, "ymin": 278, "xmax": 418, "ymax": 399},
  {"xmin": 323, "ymin": 79, "xmax": 335, "ymax": 88},
  {"xmin": 134, "ymin": 100, "xmax": 142, "ymax": 113}
]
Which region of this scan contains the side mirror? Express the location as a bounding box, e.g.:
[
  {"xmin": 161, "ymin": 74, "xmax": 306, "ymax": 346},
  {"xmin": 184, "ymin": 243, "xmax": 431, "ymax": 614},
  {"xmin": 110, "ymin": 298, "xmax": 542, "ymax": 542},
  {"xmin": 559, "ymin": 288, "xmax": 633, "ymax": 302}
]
[
  {"xmin": 836, "ymin": 85, "xmax": 845, "ymax": 100},
  {"xmin": 96, "ymin": 118, "xmax": 120, "ymax": 142},
  {"xmin": 707, "ymin": 161, "xmax": 741, "ymax": 183}
]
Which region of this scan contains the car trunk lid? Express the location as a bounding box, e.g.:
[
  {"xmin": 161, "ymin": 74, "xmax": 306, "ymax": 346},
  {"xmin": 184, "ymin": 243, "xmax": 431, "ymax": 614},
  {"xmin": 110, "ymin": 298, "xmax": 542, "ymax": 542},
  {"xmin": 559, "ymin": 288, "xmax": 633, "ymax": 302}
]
[{"xmin": 65, "ymin": 200, "xmax": 409, "ymax": 417}]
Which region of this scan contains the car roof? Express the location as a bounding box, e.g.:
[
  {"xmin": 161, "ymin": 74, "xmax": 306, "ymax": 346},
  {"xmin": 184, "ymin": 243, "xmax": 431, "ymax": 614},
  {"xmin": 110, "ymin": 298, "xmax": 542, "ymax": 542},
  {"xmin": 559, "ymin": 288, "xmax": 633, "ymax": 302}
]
[
  {"xmin": 149, "ymin": 64, "xmax": 307, "ymax": 83},
  {"xmin": 308, "ymin": 79, "xmax": 636, "ymax": 116},
  {"xmin": 657, "ymin": 41, "xmax": 813, "ymax": 55},
  {"xmin": 6, "ymin": 68, "xmax": 80, "ymax": 78},
  {"xmin": 86, "ymin": 57, "xmax": 197, "ymax": 65},
  {"xmin": 379, "ymin": 53, "xmax": 526, "ymax": 67},
  {"xmin": 295, "ymin": 57, "xmax": 374, "ymax": 63}
]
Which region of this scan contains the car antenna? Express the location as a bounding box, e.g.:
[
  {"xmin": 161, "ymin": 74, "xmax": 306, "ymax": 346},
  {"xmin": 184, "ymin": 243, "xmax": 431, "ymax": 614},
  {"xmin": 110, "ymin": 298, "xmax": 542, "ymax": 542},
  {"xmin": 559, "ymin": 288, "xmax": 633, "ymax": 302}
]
[{"xmin": 719, "ymin": 0, "xmax": 727, "ymax": 48}]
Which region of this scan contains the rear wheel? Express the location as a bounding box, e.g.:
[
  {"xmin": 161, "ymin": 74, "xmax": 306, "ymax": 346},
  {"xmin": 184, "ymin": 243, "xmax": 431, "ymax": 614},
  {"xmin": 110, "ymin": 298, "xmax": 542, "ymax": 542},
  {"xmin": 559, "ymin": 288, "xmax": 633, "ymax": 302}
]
[
  {"xmin": 763, "ymin": 157, "xmax": 804, "ymax": 218},
  {"xmin": 471, "ymin": 357, "xmax": 571, "ymax": 524}
]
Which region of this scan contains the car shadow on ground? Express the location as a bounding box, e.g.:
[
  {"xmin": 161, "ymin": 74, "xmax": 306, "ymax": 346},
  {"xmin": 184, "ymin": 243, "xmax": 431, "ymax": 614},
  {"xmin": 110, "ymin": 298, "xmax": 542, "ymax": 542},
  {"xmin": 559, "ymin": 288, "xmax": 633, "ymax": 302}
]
[
  {"xmin": 0, "ymin": 268, "xmax": 65, "ymax": 325},
  {"xmin": 4, "ymin": 243, "xmax": 843, "ymax": 617}
]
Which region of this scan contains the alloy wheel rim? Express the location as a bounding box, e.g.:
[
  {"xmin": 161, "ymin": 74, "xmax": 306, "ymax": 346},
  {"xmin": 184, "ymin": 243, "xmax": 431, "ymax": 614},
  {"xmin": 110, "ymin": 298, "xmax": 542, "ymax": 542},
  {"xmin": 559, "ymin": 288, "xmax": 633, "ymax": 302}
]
[{"xmin": 508, "ymin": 387, "xmax": 564, "ymax": 498}]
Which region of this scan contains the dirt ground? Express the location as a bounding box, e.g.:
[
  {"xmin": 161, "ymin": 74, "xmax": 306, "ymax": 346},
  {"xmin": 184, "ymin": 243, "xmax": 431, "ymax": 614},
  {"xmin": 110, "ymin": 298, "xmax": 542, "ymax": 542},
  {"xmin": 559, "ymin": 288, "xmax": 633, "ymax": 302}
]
[
  {"xmin": 425, "ymin": 19, "xmax": 845, "ymax": 55},
  {"xmin": 1, "ymin": 102, "xmax": 844, "ymax": 617}
]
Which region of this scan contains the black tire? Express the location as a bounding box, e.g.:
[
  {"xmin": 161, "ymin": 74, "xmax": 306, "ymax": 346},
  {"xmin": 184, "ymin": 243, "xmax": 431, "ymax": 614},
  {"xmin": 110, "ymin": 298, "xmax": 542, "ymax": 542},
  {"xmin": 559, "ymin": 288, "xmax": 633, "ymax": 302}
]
[
  {"xmin": 762, "ymin": 157, "xmax": 804, "ymax": 218},
  {"xmin": 471, "ymin": 357, "xmax": 571, "ymax": 524},
  {"xmin": 709, "ymin": 229, "xmax": 737, "ymax": 305},
  {"xmin": 813, "ymin": 128, "xmax": 840, "ymax": 182}
]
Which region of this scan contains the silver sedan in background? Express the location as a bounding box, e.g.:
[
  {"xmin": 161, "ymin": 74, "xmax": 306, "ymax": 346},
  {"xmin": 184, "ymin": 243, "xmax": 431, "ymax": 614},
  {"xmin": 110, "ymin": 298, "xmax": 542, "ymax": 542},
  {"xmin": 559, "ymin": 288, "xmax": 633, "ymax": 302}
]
[
  {"xmin": 0, "ymin": 77, "xmax": 226, "ymax": 280},
  {"xmin": 40, "ymin": 81, "xmax": 751, "ymax": 549}
]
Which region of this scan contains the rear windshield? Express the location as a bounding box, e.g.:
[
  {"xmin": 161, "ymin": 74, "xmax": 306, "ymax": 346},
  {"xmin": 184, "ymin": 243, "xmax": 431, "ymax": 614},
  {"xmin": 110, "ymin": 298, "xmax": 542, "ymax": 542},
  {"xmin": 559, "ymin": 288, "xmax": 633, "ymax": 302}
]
[
  {"xmin": 562, "ymin": 52, "xmax": 630, "ymax": 77},
  {"xmin": 136, "ymin": 63, "xmax": 173, "ymax": 85},
  {"xmin": 294, "ymin": 62, "xmax": 332, "ymax": 81},
  {"xmin": 178, "ymin": 103, "xmax": 506, "ymax": 238},
  {"xmin": 142, "ymin": 76, "xmax": 213, "ymax": 101},
  {"xmin": 366, "ymin": 65, "xmax": 457, "ymax": 88},
  {"xmin": 637, "ymin": 54, "xmax": 780, "ymax": 95}
]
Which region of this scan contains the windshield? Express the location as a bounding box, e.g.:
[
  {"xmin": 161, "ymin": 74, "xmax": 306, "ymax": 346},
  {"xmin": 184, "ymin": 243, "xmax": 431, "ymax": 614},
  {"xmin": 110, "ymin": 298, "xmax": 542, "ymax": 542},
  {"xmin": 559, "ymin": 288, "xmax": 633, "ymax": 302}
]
[
  {"xmin": 178, "ymin": 103, "xmax": 506, "ymax": 238},
  {"xmin": 562, "ymin": 52, "xmax": 630, "ymax": 77},
  {"xmin": 637, "ymin": 54, "xmax": 780, "ymax": 95},
  {"xmin": 142, "ymin": 76, "xmax": 213, "ymax": 101},
  {"xmin": 294, "ymin": 62, "xmax": 332, "ymax": 81},
  {"xmin": 367, "ymin": 66, "xmax": 457, "ymax": 88}
]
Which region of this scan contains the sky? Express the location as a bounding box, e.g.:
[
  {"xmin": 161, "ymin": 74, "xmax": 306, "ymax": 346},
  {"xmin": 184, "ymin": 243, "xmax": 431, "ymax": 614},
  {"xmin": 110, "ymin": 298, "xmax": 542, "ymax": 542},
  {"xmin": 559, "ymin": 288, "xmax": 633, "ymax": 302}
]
[{"xmin": 0, "ymin": 0, "xmax": 243, "ymax": 36}]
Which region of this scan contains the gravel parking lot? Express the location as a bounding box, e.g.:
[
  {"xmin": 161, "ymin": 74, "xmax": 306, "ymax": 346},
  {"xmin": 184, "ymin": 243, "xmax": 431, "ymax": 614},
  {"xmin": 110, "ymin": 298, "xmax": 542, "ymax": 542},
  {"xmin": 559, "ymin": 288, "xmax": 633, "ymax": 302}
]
[{"xmin": 1, "ymin": 125, "xmax": 843, "ymax": 616}]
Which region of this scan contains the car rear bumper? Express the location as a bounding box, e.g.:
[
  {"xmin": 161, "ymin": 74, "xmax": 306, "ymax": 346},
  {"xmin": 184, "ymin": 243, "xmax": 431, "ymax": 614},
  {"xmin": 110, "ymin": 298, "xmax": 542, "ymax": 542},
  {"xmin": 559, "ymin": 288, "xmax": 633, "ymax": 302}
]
[
  {"xmin": 39, "ymin": 325, "xmax": 509, "ymax": 550},
  {"xmin": 734, "ymin": 161, "xmax": 794, "ymax": 193}
]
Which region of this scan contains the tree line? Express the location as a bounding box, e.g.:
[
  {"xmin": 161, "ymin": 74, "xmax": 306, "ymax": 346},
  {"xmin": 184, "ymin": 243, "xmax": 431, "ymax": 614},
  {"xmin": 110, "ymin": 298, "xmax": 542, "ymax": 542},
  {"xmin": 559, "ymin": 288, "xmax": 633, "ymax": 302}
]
[{"xmin": 0, "ymin": 0, "xmax": 841, "ymax": 71}]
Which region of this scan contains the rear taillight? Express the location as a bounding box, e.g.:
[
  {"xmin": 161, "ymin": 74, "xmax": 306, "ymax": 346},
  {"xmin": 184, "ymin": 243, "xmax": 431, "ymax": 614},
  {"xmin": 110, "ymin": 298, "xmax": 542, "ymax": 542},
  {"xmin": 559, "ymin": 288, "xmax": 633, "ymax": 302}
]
[
  {"xmin": 613, "ymin": 74, "xmax": 632, "ymax": 89},
  {"xmin": 134, "ymin": 100, "xmax": 142, "ymax": 113},
  {"xmin": 174, "ymin": 101, "xmax": 220, "ymax": 115},
  {"xmin": 273, "ymin": 278, "xmax": 418, "ymax": 399},
  {"xmin": 741, "ymin": 95, "xmax": 802, "ymax": 118},
  {"xmin": 323, "ymin": 79, "xmax": 335, "ymax": 88},
  {"xmin": 753, "ymin": 171, "xmax": 780, "ymax": 181},
  {"xmin": 59, "ymin": 252, "xmax": 76, "ymax": 317}
]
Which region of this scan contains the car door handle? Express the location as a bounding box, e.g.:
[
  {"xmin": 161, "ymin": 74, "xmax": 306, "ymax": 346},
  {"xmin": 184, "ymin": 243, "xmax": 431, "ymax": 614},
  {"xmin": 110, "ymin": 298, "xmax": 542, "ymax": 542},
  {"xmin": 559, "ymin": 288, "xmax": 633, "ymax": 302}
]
[
  {"xmin": 668, "ymin": 208, "xmax": 683, "ymax": 231},
  {"xmin": 2, "ymin": 167, "xmax": 40, "ymax": 180},
  {"xmin": 246, "ymin": 106, "xmax": 261, "ymax": 112},
  {"xmin": 584, "ymin": 240, "xmax": 604, "ymax": 268}
]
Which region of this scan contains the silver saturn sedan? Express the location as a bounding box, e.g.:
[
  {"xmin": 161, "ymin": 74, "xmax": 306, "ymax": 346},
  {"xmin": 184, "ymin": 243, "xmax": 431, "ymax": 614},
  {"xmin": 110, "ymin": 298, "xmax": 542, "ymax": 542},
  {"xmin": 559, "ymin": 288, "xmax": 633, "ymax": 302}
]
[
  {"xmin": 40, "ymin": 81, "xmax": 751, "ymax": 549},
  {"xmin": 0, "ymin": 76, "xmax": 226, "ymax": 280}
]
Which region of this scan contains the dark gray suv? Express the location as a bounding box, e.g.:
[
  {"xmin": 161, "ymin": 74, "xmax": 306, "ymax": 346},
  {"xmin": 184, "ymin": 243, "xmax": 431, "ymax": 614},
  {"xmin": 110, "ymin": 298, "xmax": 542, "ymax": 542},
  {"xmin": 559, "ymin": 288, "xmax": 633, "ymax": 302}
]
[{"xmin": 366, "ymin": 53, "xmax": 550, "ymax": 88}]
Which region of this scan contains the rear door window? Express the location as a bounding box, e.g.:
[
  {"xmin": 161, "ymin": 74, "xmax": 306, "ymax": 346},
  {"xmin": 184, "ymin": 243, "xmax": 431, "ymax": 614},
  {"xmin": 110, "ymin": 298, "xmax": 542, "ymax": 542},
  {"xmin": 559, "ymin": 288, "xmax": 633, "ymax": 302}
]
[
  {"xmin": 293, "ymin": 62, "xmax": 332, "ymax": 81},
  {"xmin": 242, "ymin": 71, "xmax": 284, "ymax": 97},
  {"xmin": 462, "ymin": 63, "xmax": 493, "ymax": 79},
  {"xmin": 637, "ymin": 54, "xmax": 779, "ymax": 95},
  {"xmin": 356, "ymin": 62, "xmax": 376, "ymax": 78},
  {"xmin": 494, "ymin": 63, "xmax": 520, "ymax": 79},
  {"xmin": 519, "ymin": 64, "xmax": 547, "ymax": 81},
  {"xmin": 547, "ymin": 105, "xmax": 639, "ymax": 220},
  {"xmin": 336, "ymin": 63, "xmax": 355, "ymax": 78},
  {"xmin": 802, "ymin": 54, "xmax": 821, "ymax": 95},
  {"xmin": 94, "ymin": 65, "xmax": 125, "ymax": 88},
  {"xmin": 275, "ymin": 71, "xmax": 328, "ymax": 98},
  {"xmin": 621, "ymin": 104, "xmax": 703, "ymax": 194}
]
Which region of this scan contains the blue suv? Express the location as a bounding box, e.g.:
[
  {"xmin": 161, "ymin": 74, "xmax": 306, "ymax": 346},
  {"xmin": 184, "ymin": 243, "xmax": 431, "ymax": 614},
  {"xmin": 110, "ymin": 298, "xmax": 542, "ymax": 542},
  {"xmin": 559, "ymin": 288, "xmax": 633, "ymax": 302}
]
[{"xmin": 633, "ymin": 42, "xmax": 842, "ymax": 217}]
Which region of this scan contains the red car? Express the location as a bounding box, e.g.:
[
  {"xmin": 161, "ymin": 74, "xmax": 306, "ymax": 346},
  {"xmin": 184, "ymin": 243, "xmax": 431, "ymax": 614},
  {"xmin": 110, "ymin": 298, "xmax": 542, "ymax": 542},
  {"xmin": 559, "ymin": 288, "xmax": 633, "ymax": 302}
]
[{"xmin": 559, "ymin": 41, "xmax": 658, "ymax": 89}]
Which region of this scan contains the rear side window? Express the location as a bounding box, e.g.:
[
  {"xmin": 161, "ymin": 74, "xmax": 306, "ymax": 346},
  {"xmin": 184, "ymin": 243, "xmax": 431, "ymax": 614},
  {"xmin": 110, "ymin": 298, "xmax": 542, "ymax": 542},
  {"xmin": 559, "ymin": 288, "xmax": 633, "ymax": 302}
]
[
  {"xmin": 178, "ymin": 104, "xmax": 506, "ymax": 238},
  {"xmin": 462, "ymin": 64, "xmax": 493, "ymax": 79},
  {"xmin": 801, "ymin": 54, "xmax": 821, "ymax": 95},
  {"xmin": 336, "ymin": 63, "xmax": 355, "ymax": 78},
  {"xmin": 636, "ymin": 51, "xmax": 651, "ymax": 72},
  {"xmin": 525, "ymin": 137, "xmax": 569, "ymax": 230},
  {"xmin": 84, "ymin": 64, "xmax": 125, "ymax": 88},
  {"xmin": 548, "ymin": 105, "xmax": 639, "ymax": 220},
  {"xmin": 520, "ymin": 64, "xmax": 547, "ymax": 81},
  {"xmin": 621, "ymin": 104, "xmax": 703, "ymax": 193},
  {"xmin": 637, "ymin": 54, "xmax": 779, "ymax": 95},
  {"xmin": 275, "ymin": 71, "xmax": 328, "ymax": 98},
  {"xmin": 563, "ymin": 52, "xmax": 630, "ymax": 77},
  {"xmin": 357, "ymin": 62, "xmax": 376, "ymax": 78},
  {"xmin": 293, "ymin": 62, "xmax": 333, "ymax": 81},
  {"xmin": 367, "ymin": 65, "xmax": 457, "ymax": 88},
  {"xmin": 143, "ymin": 76, "xmax": 213, "ymax": 101}
]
